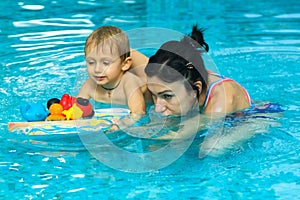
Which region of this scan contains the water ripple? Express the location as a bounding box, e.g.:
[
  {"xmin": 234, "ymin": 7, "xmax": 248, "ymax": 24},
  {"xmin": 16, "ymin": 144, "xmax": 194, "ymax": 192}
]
[
  {"xmin": 103, "ymin": 15, "xmax": 140, "ymax": 24},
  {"xmin": 7, "ymin": 29, "xmax": 90, "ymax": 66},
  {"xmin": 212, "ymin": 46, "xmax": 300, "ymax": 56},
  {"xmin": 13, "ymin": 18, "xmax": 94, "ymax": 28},
  {"xmin": 77, "ymin": 1, "xmax": 103, "ymax": 6},
  {"xmin": 20, "ymin": 5, "xmax": 45, "ymax": 11},
  {"xmin": 275, "ymin": 13, "xmax": 300, "ymax": 18},
  {"xmin": 9, "ymin": 29, "xmax": 91, "ymax": 42},
  {"xmin": 262, "ymin": 29, "xmax": 300, "ymax": 33}
]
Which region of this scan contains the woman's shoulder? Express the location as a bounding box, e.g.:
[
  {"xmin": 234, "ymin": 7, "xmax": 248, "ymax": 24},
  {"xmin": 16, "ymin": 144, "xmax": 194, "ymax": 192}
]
[
  {"xmin": 209, "ymin": 76, "xmax": 246, "ymax": 99},
  {"xmin": 123, "ymin": 71, "xmax": 144, "ymax": 85},
  {"xmin": 205, "ymin": 74, "xmax": 251, "ymax": 113},
  {"xmin": 207, "ymin": 72, "xmax": 243, "ymax": 92}
]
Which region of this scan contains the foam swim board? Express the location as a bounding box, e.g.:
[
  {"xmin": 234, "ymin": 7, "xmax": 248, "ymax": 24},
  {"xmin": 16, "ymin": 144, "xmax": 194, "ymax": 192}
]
[{"xmin": 8, "ymin": 108, "xmax": 130, "ymax": 136}]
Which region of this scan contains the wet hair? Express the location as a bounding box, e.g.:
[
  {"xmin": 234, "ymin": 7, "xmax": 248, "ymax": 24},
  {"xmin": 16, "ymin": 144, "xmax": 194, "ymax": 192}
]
[
  {"xmin": 84, "ymin": 26, "xmax": 130, "ymax": 62},
  {"xmin": 145, "ymin": 25, "xmax": 209, "ymax": 97}
]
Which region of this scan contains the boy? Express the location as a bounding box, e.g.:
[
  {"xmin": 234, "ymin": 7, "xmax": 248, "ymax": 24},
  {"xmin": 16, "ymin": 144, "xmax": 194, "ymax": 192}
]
[{"xmin": 78, "ymin": 26, "xmax": 148, "ymax": 115}]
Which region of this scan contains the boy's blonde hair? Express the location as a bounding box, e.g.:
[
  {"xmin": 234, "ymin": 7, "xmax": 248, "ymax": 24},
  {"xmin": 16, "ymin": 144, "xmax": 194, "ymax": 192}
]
[{"xmin": 84, "ymin": 26, "xmax": 130, "ymax": 61}]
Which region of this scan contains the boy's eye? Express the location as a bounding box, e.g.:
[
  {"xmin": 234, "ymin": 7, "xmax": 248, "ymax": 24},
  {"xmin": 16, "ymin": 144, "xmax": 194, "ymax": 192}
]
[
  {"xmin": 87, "ymin": 60, "xmax": 95, "ymax": 65},
  {"xmin": 103, "ymin": 60, "xmax": 111, "ymax": 66}
]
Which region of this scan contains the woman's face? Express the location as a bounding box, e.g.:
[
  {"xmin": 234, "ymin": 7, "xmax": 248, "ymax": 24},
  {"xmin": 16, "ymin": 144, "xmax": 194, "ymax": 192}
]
[{"xmin": 147, "ymin": 75, "xmax": 198, "ymax": 116}]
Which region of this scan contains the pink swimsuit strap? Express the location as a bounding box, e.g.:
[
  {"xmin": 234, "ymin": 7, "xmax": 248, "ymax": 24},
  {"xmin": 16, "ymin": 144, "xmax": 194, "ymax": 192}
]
[{"xmin": 202, "ymin": 72, "xmax": 252, "ymax": 110}]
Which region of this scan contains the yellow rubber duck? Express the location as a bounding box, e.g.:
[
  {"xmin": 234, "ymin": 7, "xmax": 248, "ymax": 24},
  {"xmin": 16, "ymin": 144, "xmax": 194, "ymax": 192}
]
[{"xmin": 62, "ymin": 104, "xmax": 83, "ymax": 120}]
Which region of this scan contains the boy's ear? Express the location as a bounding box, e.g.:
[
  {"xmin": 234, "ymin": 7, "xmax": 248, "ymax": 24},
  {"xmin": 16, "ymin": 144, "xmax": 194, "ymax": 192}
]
[{"xmin": 121, "ymin": 57, "xmax": 132, "ymax": 71}]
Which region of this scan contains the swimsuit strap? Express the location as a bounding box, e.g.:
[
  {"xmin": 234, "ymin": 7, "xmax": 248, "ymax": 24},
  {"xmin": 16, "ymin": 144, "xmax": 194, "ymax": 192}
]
[
  {"xmin": 202, "ymin": 72, "xmax": 252, "ymax": 110},
  {"xmin": 206, "ymin": 70, "xmax": 226, "ymax": 79},
  {"xmin": 202, "ymin": 76, "xmax": 229, "ymax": 109}
]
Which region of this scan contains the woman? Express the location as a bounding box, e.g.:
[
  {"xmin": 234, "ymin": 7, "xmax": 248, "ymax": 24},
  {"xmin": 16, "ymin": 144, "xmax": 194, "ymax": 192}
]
[
  {"xmin": 115, "ymin": 26, "xmax": 282, "ymax": 160},
  {"xmin": 121, "ymin": 25, "xmax": 258, "ymax": 157},
  {"xmin": 144, "ymin": 25, "xmax": 251, "ymax": 116}
]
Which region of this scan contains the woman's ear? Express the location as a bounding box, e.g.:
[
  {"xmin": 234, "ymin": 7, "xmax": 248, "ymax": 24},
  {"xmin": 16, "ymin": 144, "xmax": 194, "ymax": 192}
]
[
  {"xmin": 121, "ymin": 57, "xmax": 132, "ymax": 71},
  {"xmin": 193, "ymin": 81, "xmax": 202, "ymax": 96}
]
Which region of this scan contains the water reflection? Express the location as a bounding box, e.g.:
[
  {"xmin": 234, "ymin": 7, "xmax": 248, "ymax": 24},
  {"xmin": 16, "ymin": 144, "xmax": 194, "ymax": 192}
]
[{"xmin": 13, "ymin": 18, "xmax": 94, "ymax": 28}]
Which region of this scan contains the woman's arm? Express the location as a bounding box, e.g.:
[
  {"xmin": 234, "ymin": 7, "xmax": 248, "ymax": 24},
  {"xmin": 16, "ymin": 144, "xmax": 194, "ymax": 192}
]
[
  {"xmin": 130, "ymin": 48, "xmax": 149, "ymax": 68},
  {"xmin": 199, "ymin": 112, "xmax": 282, "ymax": 158},
  {"xmin": 121, "ymin": 113, "xmax": 209, "ymax": 140},
  {"xmin": 129, "ymin": 49, "xmax": 149, "ymax": 83}
]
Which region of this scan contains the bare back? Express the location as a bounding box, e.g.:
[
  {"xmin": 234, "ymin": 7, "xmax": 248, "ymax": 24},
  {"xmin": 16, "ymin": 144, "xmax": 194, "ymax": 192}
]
[{"xmin": 202, "ymin": 73, "xmax": 251, "ymax": 114}]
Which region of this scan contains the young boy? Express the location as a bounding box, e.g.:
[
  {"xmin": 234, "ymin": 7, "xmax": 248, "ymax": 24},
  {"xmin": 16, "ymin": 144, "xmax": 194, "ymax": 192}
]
[{"xmin": 78, "ymin": 26, "xmax": 148, "ymax": 115}]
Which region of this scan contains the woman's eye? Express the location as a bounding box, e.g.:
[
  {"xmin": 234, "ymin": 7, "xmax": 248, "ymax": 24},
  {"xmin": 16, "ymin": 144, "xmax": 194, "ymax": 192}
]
[{"xmin": 162, "ymin": 94, "xmax": 174, "ymax": 100}]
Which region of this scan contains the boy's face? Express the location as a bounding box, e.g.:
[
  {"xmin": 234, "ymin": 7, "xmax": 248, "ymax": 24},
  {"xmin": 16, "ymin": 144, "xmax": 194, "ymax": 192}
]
[{"xmin": 85, "ymin": 43, "xmax": 124, "ymax": 86}]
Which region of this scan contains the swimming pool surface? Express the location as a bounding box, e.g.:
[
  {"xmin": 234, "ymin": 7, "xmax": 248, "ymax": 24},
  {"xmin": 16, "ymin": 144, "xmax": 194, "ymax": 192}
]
[{"xmin": 1, "ymin": 0, "xmax": 300, "ymax": 199}]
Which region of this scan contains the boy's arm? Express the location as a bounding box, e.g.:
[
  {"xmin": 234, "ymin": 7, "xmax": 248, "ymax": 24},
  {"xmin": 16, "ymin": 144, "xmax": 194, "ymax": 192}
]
[
  {"xmin": 108, "ymin": 78, "xmax": 146, "ymax": 132},
  {"xmin": 77, "ymin": 79, "xmax": 93, "ymax": 99},
  {"xmin": 110, "ymin": 74, "xmax": 146, "ymax": 130},
  {"xmin": 125, "ymin": 78, "xmax": 146, "ymax": 115}
]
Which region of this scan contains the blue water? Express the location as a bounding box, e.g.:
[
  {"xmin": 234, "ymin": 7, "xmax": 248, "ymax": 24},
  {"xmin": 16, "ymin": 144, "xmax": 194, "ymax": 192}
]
[{"xmin": 1, "ymin": 0, "xmax": 300, "ymax": 199}]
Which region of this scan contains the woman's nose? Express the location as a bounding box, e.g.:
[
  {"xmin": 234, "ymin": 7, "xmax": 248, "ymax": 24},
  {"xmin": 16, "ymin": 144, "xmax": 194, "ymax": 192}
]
[{"xmin": 154, "ymin": 98, "xmax": 166, "ymax": 113}]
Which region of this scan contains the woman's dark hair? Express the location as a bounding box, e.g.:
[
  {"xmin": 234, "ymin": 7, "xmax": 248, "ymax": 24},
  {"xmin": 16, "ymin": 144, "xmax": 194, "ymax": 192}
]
[{"xmin": 145, "ymin": 25, "xmax": 209, "ymax": 97}]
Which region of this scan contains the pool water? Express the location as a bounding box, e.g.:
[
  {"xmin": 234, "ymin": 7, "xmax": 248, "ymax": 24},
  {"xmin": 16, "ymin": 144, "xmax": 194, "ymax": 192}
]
[{"xmin": 1, "ymin": 0, "xmax": 300, "ymax": 199}]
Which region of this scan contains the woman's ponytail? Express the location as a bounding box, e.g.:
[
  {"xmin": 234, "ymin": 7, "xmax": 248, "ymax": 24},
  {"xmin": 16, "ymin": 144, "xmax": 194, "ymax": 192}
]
[{"xmin": 190, "ymin": 25, "xmax": 209, "ymax": 52}]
